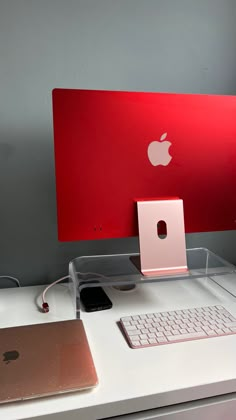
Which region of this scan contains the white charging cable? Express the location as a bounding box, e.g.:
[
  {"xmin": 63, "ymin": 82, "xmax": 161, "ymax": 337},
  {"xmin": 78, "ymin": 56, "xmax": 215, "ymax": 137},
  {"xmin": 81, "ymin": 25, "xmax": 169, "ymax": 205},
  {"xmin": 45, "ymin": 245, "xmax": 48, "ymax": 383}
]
[
  {"xmin": 41, "ymin": 272, "xmax": 110, "ymax": 313},
  {"xmin": 0, "ymin": 276, "xmax": 21, "ymax": 287}
]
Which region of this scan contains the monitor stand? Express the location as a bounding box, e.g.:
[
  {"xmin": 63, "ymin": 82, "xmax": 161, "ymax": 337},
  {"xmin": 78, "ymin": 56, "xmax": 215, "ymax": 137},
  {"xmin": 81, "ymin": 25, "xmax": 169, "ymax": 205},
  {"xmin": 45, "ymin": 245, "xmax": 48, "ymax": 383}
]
[
  {"xmin": 115, "ymin": 198, "xmax": 188, "ymax": 291},
  {"xmin": 134, "ymin": 198, "xmax": 188, "ymax": 277}
]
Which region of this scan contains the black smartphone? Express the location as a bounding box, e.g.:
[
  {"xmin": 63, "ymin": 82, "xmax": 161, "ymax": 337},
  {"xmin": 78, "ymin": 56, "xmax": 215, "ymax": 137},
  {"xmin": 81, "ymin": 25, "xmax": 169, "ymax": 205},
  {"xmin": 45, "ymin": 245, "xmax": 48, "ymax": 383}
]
[{"xmin": 80, "ymin": 282, "xmax": 112, "ymax": 312}]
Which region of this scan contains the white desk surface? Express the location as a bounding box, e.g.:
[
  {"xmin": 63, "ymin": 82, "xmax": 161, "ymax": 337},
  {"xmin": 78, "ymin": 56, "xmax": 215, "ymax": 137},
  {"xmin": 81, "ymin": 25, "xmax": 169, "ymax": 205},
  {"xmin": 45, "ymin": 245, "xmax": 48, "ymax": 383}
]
[{"xmin": 1, "ymin": 275, "xmax": 236, "ymax": 420}]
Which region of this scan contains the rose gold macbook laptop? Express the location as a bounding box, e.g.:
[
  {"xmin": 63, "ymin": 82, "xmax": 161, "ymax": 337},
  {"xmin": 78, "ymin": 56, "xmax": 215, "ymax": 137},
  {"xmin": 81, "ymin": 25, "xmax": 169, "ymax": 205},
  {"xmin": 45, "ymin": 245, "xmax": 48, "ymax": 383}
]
[{"xmin": 0, "ymin": 319, "xmax": 98, "ymax": 404}]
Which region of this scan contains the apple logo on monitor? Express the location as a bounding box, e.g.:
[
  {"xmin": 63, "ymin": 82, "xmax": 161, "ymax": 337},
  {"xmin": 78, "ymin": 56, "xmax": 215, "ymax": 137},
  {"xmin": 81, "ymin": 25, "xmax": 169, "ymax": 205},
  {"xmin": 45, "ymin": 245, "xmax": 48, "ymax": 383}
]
[
  {"xmin": 3, "ymin": 350, "xmax": 19, "ymax": 364},
  {"xmin": 147, "ymin": 132, "xmax": 172, "ymax": 166}
]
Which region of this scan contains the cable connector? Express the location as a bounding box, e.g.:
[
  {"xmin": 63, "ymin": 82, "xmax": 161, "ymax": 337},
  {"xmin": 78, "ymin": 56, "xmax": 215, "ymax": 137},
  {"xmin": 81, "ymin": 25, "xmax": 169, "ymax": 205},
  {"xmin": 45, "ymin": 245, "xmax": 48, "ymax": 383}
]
[
  {"xmin": 41, "ymin": 275, "xmax": 70, "ymax": 314},
  {"xmin": 42, "ymin": 302, "xmax": 49, "ymax": 313}
]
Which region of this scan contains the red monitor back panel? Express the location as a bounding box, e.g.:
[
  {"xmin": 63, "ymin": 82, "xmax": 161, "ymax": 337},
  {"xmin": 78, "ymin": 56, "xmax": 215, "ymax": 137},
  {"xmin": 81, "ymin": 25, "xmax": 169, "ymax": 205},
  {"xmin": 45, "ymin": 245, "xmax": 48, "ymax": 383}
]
[{"xmin": 52, "ymin": 89, "xmax": 236, "ymax": 241}]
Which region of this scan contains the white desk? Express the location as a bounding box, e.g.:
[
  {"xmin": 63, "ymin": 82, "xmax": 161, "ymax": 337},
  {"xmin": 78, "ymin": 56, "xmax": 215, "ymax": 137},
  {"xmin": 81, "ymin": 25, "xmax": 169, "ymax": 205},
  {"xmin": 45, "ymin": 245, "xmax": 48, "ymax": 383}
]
[{"xmin": 1, "ymin": 275, "xmax": 236, "ymax": 420}]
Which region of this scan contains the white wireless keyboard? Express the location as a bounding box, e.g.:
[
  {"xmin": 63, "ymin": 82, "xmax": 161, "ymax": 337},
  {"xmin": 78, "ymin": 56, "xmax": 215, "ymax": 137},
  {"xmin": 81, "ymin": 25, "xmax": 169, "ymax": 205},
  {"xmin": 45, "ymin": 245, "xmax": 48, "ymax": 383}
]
[{"xmin": 120, "ymin": 305, "xmax": 236, "ymax": 349}]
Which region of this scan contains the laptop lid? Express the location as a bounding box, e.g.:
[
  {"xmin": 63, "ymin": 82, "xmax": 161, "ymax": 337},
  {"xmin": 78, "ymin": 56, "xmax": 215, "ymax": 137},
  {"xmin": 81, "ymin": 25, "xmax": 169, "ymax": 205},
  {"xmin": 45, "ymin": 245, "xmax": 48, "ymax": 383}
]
[{"xmin": 0, "ymin": 319, "xmax": 98, "ymax": 404}]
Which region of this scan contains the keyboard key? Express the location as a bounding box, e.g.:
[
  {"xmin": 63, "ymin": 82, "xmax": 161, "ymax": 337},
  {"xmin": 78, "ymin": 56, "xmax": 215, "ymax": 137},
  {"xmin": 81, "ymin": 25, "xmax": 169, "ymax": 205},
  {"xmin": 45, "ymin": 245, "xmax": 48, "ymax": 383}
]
[
  {"xmin": 126, "ymin": 325, "xmax": 138, "ymax": 331},
  {"xmin": 195, "ymin": 326, "xmax": 204, "ymax": 332},
  {"xmin": 131, "ymin": 341, "xmax": 140, "ymax": 347},
  {"xmin": 167, "ymin": 331, "xmax": 207, "ymax": 341},
  {"xmin": 140, "ymin": 334, "xmax": 148, "ymax": 340},
  {"xmin": 165, "ymin": 326, "xmax": 172, "ymax": 331},
  {"xmin": 187, "ymin": 327, "xmax": 195, "ymax": 333},
  {"xmin": 223, "ymin": 328, "xmax": 231, "ymax": 333},
  {"xmin": 157, "ymin": 337, "xmax": 168, "ymax": 343},
  {"xmin": 149, "ymin": 327, "xmax": 156, "ymax": 333},
  {"xmin": 122, "ymin": 317, "xmax": 132, "ymax": 322},
  {"xmin": 207, "ymin": 330, "xmax": 216, "ymax": 336},
  {"xmin": 129, "ymin": 335, "xmax": 140, "ymax": 341},
  {"xmin": 224, "ymin": 321, "xmax": 236, "ymax": 328},
  {"xmin": 129, "ymin": 330, "xmax": 139, "ymax": 336},
  {"xmin": 123, "ymin": 321, "xmax": 131, "ymax": 326}
]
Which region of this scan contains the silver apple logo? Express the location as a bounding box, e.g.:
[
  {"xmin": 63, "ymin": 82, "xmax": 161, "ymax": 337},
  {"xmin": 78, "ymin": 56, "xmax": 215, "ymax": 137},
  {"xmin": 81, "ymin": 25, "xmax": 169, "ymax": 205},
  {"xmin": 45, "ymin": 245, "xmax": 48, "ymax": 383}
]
[{"xmin": 147, "ymin": 132, "xmax": 172, "ymax": 166}]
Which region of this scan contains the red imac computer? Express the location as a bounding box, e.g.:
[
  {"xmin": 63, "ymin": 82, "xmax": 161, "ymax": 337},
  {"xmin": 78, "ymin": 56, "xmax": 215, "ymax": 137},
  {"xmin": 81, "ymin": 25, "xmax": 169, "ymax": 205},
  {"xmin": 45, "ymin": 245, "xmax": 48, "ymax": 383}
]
[{"xmin": 52, "ymin": 89, "xmax": 236, "ymax": 275}]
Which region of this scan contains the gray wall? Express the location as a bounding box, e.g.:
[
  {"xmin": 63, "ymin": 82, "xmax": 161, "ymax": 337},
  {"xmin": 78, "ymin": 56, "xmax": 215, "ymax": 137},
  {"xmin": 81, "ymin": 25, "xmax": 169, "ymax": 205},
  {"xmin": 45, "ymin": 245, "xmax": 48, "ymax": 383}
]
[{"xmin": 0, "ymin": 0, "xmax": 236, "ymax": 287}]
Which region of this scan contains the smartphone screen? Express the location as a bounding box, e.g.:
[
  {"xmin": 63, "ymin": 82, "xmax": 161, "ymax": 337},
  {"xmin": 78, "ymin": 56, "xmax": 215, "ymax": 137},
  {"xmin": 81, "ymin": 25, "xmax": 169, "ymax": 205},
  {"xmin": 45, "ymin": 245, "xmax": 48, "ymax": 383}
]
[{"xmin": 80, "ymin": 283, "xmax": 112, "ymax": 312}]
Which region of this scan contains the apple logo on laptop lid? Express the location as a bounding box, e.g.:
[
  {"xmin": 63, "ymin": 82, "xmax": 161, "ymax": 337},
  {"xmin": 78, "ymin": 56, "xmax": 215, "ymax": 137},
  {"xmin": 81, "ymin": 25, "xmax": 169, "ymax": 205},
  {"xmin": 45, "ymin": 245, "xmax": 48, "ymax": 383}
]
[{"xmin": 3, "ymin": 350, "xmax": 20, "ymax": 364}]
